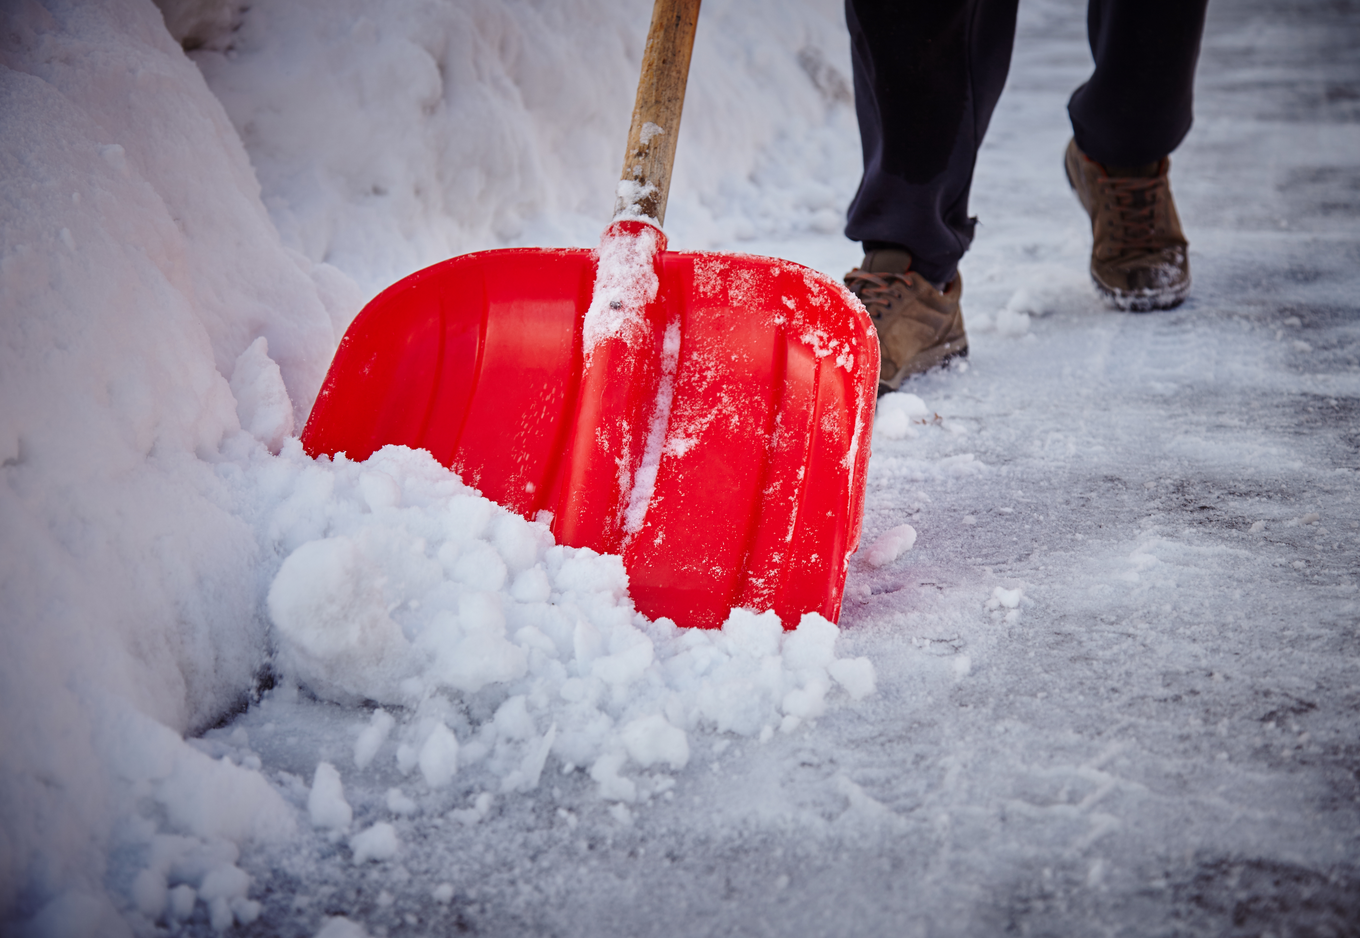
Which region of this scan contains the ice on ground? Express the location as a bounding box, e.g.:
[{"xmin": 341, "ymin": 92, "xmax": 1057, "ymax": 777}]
[{"xmin": 6, "ymin": 0, "xmax": 1359, "ymax": 932}]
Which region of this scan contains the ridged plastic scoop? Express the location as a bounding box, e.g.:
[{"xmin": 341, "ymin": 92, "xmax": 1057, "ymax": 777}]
[{"xmin": 301, "ymin": 0, "xmax": 877, "ymax": 629}]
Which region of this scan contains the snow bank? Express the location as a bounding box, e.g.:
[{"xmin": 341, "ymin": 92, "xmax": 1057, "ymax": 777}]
[
  {"xmin": 0, "ymin": 0, "xmax": 347, "ymax": 925},
  {"xmin": 190, "ymin": 0, "xmax": 859, "ymax": 294}
]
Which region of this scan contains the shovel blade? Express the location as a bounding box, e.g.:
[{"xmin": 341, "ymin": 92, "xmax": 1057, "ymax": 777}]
[{"xmin": 302, "ymin": 245, "xmax": 877, "ymax": 629}]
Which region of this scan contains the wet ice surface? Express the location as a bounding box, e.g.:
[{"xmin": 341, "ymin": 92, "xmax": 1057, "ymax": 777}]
[{"xmin": 195, "ymin": 0, "xmax": 1360, "ymax": 935}]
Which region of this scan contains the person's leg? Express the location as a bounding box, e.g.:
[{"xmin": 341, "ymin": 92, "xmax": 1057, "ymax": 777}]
[
  {"xmin": 843, "ymin": 0, "xmax": 1019, "ymax": 391},
  {"xmin": 1068, "ymin": 0, "xmax": 1210, "ymax": 165},
  {"xmin": 1063, "ymin": 0, "xmax": 1209, "ymax": 310},
  {"xmin": 844, "ymin": 0, "xmax": 1019, "ymax": 288}
]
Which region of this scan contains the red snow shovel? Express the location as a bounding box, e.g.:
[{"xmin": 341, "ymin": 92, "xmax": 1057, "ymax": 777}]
[{"xmin": 301, "ymin": 0, "xmax": 877, "ymax": 629}]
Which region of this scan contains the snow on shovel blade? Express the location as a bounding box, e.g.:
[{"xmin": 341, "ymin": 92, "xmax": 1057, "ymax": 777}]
[{"xmin": 302, "ymin": 221, "xmax": 878, "ymax": 629}]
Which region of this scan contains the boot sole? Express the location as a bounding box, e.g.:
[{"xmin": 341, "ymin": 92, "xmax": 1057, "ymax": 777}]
[
  {"xmin": 1092, "ymin": 275, "xmax": 1191, "ymax": 312},
  {"xmin": 880, "ymin": 338, "xmax": 969, "ymax": 394},
  {"xmin": 1066, "ymin": 145, "xmax": 1191, "ymax": 313}
]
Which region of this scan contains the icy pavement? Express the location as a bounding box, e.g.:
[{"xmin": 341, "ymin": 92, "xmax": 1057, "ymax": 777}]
[
  {"xmin": 175, "ymin": 0, "xmax": 1360, "ymax": 934},
  {"xmin": 3, "ymin": 0, "xmax": 1357, "ymax": 933}
]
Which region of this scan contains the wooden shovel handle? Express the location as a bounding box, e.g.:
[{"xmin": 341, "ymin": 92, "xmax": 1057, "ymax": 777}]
[{"xmin": 613, "ymin": 0, "xmax": 701, "ymax": 226}]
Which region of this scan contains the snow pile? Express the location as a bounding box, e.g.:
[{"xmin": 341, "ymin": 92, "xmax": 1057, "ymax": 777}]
[
  {"xmin": 261, "ymin": 444, "xmax": 877, "ymax": 802},
  {"xmin": 64, "ymin": 706, "xmax": 294, "ymax": 933},
  {"xmin": 0, "ymin": 0, "xmax": 353, "ymax": 925},
  {"xmin": 190, "ymin": 0, "xmax": 859, "ymax": 294}
]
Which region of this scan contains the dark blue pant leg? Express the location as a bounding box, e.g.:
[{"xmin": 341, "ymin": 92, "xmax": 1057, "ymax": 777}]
[
  {"xmin": 1069, "ymin": 0, "xmax": 1210, "ymax": 165},
  {"xmin": 844, "ymin": 0, "xmax": 1019, "ymax": 286},
  {"xmin": 845, "ymin": 0, "xmax": 1209, "ymax": 283}
]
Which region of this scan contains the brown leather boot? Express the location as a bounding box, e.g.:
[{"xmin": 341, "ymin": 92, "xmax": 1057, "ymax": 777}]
[
  {"xmin": 844, "ymin": 248, "xmax": 967, "ymax": 394},
  {"xmin": 1064, "ymin": 138, "xmax": 1191, "ymax": 311}
]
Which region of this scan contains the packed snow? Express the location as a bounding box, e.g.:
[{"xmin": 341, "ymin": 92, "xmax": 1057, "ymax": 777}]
[{"xmin": 2, "ymin": 0, "xmax": 1358, "ymax": 935}]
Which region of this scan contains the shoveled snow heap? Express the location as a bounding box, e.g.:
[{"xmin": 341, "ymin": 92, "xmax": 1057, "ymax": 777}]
[{"xmin": 265, "ymin": 442, "xmax": 877, "ymax": 797}]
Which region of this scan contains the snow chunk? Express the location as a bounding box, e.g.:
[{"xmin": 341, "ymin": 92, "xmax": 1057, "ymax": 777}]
[
  {"xmin": 987, "ymin": 587, "xmax": 1024, "ymax": 610},
  {"xmin": 168, "ymin": 885, "xmax": 196, "ymax": 922},
  {"xmin": 592, "ymin": 634, "xmax": 655, "ymax": 687},
  {"xmin": 782, "ymin": 676, "xmax": 830, "ymax": 721},
  {"xmin": 252, "ymin": 446, "xmax": 877, "ymax": 813},
  {"xmin": 230, "ymin": 336, "xmax": 294, "ymax": 453},
  {"xmin": 385, "ymin": 788, "xmax": 417, "ymax": 816},
  {"xmin": 354, "ymin": 710, "xmax": 395, "ymax": 769},
  {"xmin": 418, "ymin": 723, "xmax": 460, "ymax": 788},
  {"xmin": 131, "ymin": 869, "xmax": 167, "ymax": 920},
  {"xmin": 874, "ymin": 407, "xmax": 916, "ymax": 441},
  {"xmin": 418, "ymin": 601, "xmax": 528, "ymax": 694},
  {"xmin": 450, "ymin": 792, "xmax": 495, "ymax": 826},
  {"xmin": 723, "ymin": 609, "xmax": 784, "ymax": 658},
  {"xmin": 315, "ymin": 917, "xmax": 370, "ymax": 938},
  {"xmin": 784, "ymin": 613, "xmax": 840, "ymax": 671},
  {"xmin": 876, "ymin": 391, "xmax": 930, "ymax": 440},
  {"xmin": 308, "ymin": 763, "xmax": 352, "ymax": 831},
  {"xmin": 350, "ymin": 823, "xmax": 399, "ymax": 864},
  {"xmin": 829, "ymin": 657, "xmax": 877, "ymax": 700},
  {"xmin": 590, "ymin": 752, "xmax": 637, "ymax": 803},
  {"xmin": 199, "ymin": 864, "xmax": 256, "ymax": 929},
  {"xmin": 268, "ymin": 536, "xmax": 416, "ymax": 705},
  {"xmin": 502, "ymin": 724, "xmax": 558, "ymax": 794},
  {"xmin": 864, "ymin": 524, "xmax": 917, "ymax": 567},
  {"xmin": 198, "ymin": 864, "xmax": 249, "ymax": 903},
  {"xmin": 620, "ymin": 715, "xmax": 689, "ymax": 770},
  {"xmin": 153, "ymin": 739, "xmax": 296, "ymax": 846}
]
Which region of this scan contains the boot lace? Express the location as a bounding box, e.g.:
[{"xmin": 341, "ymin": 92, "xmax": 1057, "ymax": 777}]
[
  {"xmin": 1097, "ymin": 175, "xmax": 1167, "ymax": 250},
  {"xmin": 845, "ymin": 270, "xmax": 910, "ymax": 320}
]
